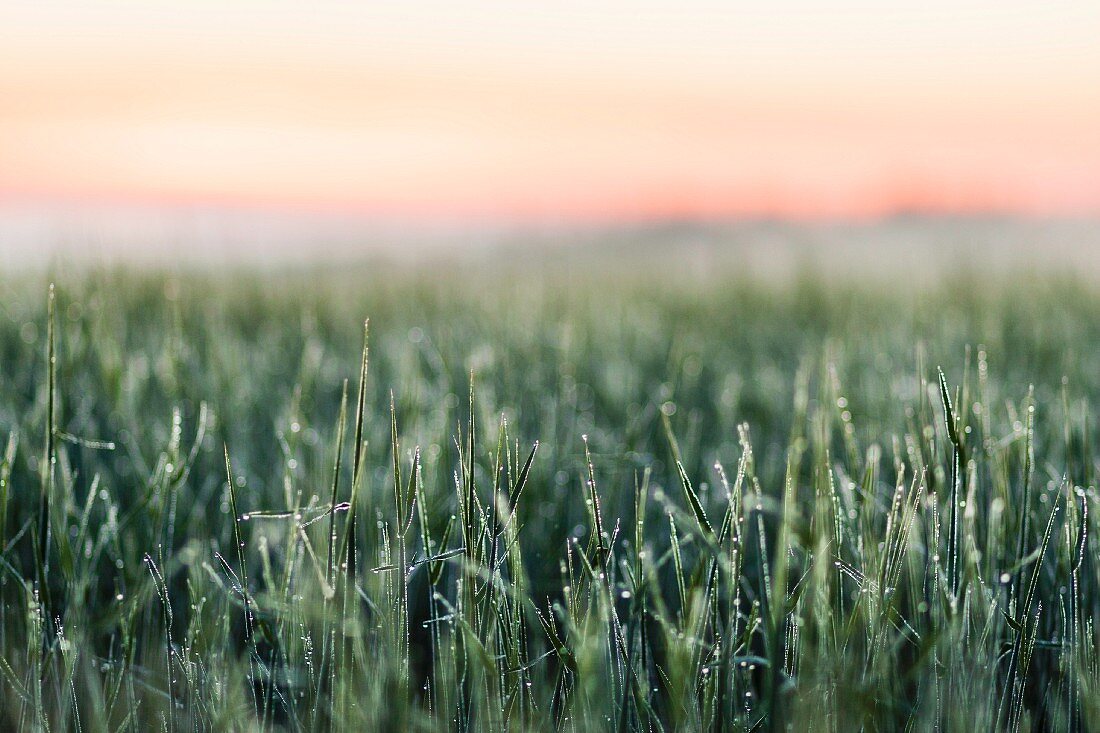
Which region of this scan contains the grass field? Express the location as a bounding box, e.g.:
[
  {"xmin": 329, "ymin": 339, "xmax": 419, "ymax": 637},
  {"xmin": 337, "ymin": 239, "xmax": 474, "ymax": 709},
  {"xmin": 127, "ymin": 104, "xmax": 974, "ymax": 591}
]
[{"xmin": 1, "ymin": 256, "xmax": 1098, "ymax": 731}]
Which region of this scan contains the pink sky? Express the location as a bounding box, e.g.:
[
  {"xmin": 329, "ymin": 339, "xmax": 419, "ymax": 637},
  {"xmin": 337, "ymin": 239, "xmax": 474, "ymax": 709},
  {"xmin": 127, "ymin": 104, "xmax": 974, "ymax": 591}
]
[{"xmin": 2, "ymin": 2, "xmax": 1099, "ymax": 223}]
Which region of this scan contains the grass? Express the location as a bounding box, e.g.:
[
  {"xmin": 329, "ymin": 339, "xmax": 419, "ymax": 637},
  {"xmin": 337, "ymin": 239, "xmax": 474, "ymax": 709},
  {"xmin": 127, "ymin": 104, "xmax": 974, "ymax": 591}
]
[{"xmin": 0, "ymin": 261, "xmax": 1099, "ymax": 730}]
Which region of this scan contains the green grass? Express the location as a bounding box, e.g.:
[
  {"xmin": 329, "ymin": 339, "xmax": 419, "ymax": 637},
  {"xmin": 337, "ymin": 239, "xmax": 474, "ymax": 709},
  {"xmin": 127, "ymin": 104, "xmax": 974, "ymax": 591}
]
[{"xmin": 1, "ymin": 262, "xmax": 1099, "ymax": 730}]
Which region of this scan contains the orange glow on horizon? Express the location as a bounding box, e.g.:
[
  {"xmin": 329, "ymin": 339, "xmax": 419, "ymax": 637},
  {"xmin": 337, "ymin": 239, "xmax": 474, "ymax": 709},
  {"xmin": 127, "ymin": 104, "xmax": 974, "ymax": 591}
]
[{"xmin": 2, "ymin": 2, "xmax": 1100, "ymax": 223}]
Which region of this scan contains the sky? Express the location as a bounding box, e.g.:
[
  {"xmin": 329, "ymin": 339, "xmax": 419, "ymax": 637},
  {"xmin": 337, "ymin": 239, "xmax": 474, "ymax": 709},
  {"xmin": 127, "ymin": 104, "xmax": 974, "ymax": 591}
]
[{"xmin": 2, "ymin": 1, "xmax": 1100, "ymax": 225}]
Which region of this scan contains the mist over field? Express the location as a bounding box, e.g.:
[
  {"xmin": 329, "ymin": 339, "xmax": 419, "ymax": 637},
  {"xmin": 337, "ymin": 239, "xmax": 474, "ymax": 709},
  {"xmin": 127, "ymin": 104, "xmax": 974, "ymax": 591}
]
[{"xmin": 4, "ymin": 206, "xmax": 1100, "ymax": 281}]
